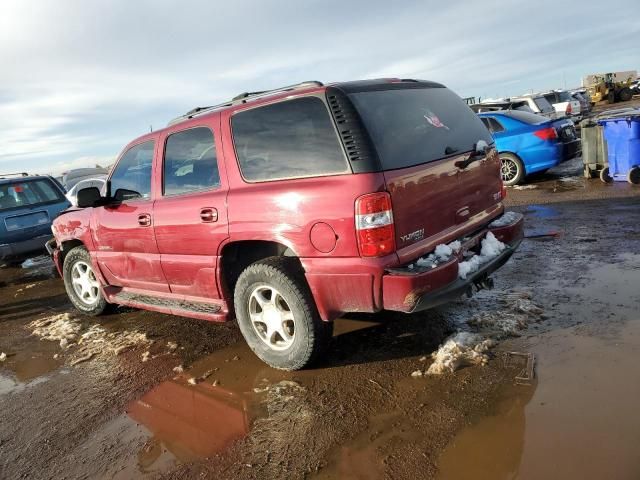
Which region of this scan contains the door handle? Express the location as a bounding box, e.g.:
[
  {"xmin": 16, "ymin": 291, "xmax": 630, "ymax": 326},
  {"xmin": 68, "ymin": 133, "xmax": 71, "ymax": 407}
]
[
  {"xmin": 200, "ymin": 208, "xmax": 218, "ymax": 223},
  {"xmin": 138, "ymin": 213, "xmax": 152, "ymax": 227}
]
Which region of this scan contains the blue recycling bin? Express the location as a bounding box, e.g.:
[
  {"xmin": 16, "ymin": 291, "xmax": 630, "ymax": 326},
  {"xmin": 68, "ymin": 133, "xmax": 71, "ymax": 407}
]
[{"xmin": 598, "ymin": 115, "xmax": 640, "ymax": 183}]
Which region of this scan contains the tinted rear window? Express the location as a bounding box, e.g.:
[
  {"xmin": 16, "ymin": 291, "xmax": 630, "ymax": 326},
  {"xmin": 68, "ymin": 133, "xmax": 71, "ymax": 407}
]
[
  {"xmin": 348, "ymin": 87, "xmax": 493, "ymax": 170},
  {"xmin": 533, "ymin": 96, "xmax": 554, "ymax": 112},
  {"xmin": 232, "ymin": 97, "xmax": 349, "ymax": 182},
  {"xmin": 0, "ymin": 179, "xmax": 64, "ymax": 212},
  {"xmin": 557, "ymin": 91, "xmax": 572, "ymax": 102},
  {"xmin": 505, "ymin": 110, "xmax": 549, "ymax": 125}
]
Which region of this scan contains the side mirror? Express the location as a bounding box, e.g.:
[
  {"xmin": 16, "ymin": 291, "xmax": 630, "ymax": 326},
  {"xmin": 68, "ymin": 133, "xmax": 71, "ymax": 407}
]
[{"xmin": 76, "ymin": 187, "xmax": 102, "ymax": 208}]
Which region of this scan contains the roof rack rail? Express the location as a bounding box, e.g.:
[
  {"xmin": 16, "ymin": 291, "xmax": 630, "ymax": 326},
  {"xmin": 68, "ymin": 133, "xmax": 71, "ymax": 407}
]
[
  {"xmin": 0, "ymin": 172, "xmax": 29, "ymax": 179},
  {"xmin": 167, "ymin": 80, "xmax": 324, "ymax": 127}
]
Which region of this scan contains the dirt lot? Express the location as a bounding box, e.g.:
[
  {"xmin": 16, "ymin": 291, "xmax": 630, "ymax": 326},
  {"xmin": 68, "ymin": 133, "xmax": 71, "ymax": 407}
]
[{"xmin": 1, "ymin": 144, "xmax": 640, "ymax": 479}]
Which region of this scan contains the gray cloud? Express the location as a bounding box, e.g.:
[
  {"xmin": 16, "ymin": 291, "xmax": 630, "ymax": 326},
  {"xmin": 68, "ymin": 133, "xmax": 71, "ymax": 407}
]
[{"xmin": 1, "ymin": 0, "xmax": 638, "ymax": 174}]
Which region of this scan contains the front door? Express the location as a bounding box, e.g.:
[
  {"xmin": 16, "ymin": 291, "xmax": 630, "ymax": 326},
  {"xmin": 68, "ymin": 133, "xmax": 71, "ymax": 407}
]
[
  {"xmin": 93, "ymin": 139, "xmax": 169, "ymax": 293},
  {"xmin": 152, "ymin": 122, "xmax": 229, "ymax": 299}
]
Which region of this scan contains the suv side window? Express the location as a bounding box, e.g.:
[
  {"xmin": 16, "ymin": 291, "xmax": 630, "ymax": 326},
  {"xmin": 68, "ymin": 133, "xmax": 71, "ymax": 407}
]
[
  {"xmin": 163, "ymin": 127, "xmax": 220, "ymax": 196},
  {"xmin": 110, "ymin": 140, "xmax": 154, "ymax": 201},
  {"xmin": 231, "ymin": 97, "xmax": 349, "ymax": 182}
]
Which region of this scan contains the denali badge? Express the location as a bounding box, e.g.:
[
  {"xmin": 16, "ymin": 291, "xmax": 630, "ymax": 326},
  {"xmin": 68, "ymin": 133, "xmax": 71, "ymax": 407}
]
[{"xmin": 401, "ymin": 229, "xmax": 425, "ymax": 243}]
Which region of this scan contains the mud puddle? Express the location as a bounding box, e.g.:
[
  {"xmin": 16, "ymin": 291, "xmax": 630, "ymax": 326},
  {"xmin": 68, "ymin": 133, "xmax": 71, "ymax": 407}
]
[
  {"xmin": 103, "ymin": 318, "xmax": 384, "ymax": 477},
  {"xmin": 436, "ymin": 255, "xmax": 640, "ymax": 480}
]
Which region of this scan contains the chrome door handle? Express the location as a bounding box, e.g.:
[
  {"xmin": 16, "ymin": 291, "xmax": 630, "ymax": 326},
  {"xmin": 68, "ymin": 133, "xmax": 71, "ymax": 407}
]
[
  {"xmin": 200, "ymin": 208, "xmax": 218, "ymax": 223},
  {"xmin": 138, "ymin": 213, "xmax": 152, "ymax": 227}
]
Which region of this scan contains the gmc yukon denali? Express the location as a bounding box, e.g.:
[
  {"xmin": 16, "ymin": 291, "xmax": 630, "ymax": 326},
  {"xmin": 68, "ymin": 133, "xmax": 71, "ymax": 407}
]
[{"xmin": 48, "ymin": 79, "xmax": 524, "ymax": 370}]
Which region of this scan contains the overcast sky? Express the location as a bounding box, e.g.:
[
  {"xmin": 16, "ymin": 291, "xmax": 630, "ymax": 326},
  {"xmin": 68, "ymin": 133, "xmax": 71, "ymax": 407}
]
[{"xmin": 1, "ymin": 0, "xmax": 638, "ymax": 175}]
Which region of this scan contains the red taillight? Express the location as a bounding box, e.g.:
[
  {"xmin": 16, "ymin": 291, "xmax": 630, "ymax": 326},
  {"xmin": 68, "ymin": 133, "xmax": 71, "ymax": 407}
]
[
  {"xmin": 534, "ymin": 127, "xmax": 557, "ymax": 141},
  {"xmin": 566, "ymin": 103, "xmax": 572, "ymax": 115},
  {"xmin": 355, "ymin": 192, "xmax": 396, "ymax": 257}
]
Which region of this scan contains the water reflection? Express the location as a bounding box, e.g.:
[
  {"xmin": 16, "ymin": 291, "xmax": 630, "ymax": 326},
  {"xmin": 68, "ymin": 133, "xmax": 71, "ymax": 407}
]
[
  {"xmin": 127, "ymin": 379, "xmax": 250, "ymax": 463},
  {"xmin": 436, "ymin": 383, "xmax": 536, "ymax": 480}
]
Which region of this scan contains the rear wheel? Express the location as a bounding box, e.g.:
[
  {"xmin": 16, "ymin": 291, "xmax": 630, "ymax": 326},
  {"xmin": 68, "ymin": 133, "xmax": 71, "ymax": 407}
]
[
  {"xmin": 234, "ymin": 257, "xmax": 332, "ymax": 370},
  {"xmin": 627, "ymin": 166, "xmax": 640, "ymax": 185},
  {"xmin": 63, "ymin": 246, "xmax": 108, "ymax": 315},
  {"xmin": 600, "ymin": 167, "xmax": 613, "ymax": 183},
  {"xmin": 500, "ymin": 153, "xmax": 525, "ymax": 186}
]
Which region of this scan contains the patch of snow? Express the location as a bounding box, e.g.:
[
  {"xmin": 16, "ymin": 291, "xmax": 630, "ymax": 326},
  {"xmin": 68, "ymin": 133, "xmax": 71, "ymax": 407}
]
[
  {"xmin": 489, "ymin": 211, "xmax": 521, "ymax": 228},
  {"xmin": 29, "ymin": 313, "xmax": 81, "ymax": 343},
  {"xmin": 422, "ymin": 290, "xmax": 544, "ymax": 375},
  {"xmin": 512, "ymin": 184, "xmax": 537, "ymax": 190},
  {"xmin": 187, "ymin": 377, "xmax": 198, "ymax": 385},
  {"xmin": 458, "ymin": 232, "xmax": 506, "ymax": 279},
  {"xmin": 411, "ymin": 370, "xmax": 423, "ymax": 377},
  {"xmin": 0, "ymin": 352, "xmax": 6, "ymax": 362},
  {"xmin": 426, "ymin": 332, "xmax": 495, "ymax": 375},
  {"xmin": 28, "ymin": 312, "xmax": 151, "ymax": 365},
  {"xmin": 411, "ymin": 240, "xmax": 462, "ymax": 270},
  {"xmin": 167, "ymin": 341, "xmax": 178, "ymax": 351},
  {"xmin": 141, "ymin": 351, "xmax": 151, "ymax": 362},
  {"xmin": 173, "ymin": 365, "xmax": 184, "ymax": 373}
]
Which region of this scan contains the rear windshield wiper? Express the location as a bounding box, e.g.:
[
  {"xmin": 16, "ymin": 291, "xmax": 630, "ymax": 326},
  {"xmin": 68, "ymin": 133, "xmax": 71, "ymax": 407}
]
[{"xmin": 455, "ymin": 140, "xmax": 489, "ymax": 169}]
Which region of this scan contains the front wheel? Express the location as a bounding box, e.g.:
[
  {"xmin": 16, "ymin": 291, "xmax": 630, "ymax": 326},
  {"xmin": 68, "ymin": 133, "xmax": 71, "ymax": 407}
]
[
  {"xmin": 500, "ymin": 153, "xmax": 526, "ymax": 186},
  {"xmin": 600, "ymin": 167, "xmax": 613, "ymax": 183},
  {"xmin": 234, "ymin": 257, "xmax": 332, "ymax": 370},
  {"xmin": 63, "ymin": 246, "xmax": 108, "ymax": 315}
]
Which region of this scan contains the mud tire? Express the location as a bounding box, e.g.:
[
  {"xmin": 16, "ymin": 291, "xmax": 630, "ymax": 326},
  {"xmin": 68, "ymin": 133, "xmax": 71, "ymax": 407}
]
[
  {"xmin": 62, "ymin": 246, "xmax": 108, "ymax": 316},
  {"xmin": 618, "ymin": 88, "xmax": 632, "ymax": 102},
  {"xmin": 234, "ymin": 257, "xmax": 332, "ymax": 370},
  {"xmin": 627, "ymin": 166, "xmax": 640, "ymax": 185}
]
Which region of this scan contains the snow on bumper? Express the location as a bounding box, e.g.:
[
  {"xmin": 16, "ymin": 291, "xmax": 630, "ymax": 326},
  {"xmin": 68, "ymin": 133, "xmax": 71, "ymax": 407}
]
[{"xmin": 382, "ymin": 212, "xmax": 524, "ymax": 312}]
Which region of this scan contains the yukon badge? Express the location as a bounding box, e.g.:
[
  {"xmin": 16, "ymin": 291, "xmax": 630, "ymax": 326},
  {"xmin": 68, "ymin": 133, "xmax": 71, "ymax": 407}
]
[{"xmin": 401, "ymin": 228, "xmax": 425, "ymax": 244}]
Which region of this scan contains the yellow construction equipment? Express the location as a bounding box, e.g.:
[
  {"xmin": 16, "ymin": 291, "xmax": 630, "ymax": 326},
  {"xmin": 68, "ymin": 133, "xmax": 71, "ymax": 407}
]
[{"xmin": 586, "ymin": 72, "xmax": 635, "ymax": 104}]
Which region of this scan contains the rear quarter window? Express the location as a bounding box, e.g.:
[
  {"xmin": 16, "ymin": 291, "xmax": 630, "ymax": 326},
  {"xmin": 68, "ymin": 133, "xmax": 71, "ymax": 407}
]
[
  {"xmin": 231, "ymin": 97, "xmax": 349, "ymax": 182},
  {"xmin": 349, "ymin": 87, "xmax": 493, "ymax": 170}
]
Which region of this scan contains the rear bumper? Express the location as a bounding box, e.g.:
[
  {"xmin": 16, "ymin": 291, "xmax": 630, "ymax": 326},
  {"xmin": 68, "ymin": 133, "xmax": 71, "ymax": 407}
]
[
  {"xmin": 305, "ymin": 211, "xmax": 524, "ymax": 320},
  {"xmin": 0, "ymin": 234, "xmax": 52, "ymax": 260},
  {"xmin": 381, "ymin": 212, "xmax": 524, "ymax": 313},
  {"xmin": 562, "ymin": 139, "xmax": 582, "ymax": 161}
]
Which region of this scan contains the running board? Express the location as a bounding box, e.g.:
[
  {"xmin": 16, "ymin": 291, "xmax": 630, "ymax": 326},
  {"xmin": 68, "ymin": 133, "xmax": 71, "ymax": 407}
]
[{"xmin": 111, "ymin": 290, "xmax": 226, "ymax": 321}]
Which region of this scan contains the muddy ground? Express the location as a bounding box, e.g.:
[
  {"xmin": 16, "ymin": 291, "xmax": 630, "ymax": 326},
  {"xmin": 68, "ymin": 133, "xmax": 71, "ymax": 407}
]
[{"xmin": 1, "ymin": 150, "xmax": 640, "ymax": 479}]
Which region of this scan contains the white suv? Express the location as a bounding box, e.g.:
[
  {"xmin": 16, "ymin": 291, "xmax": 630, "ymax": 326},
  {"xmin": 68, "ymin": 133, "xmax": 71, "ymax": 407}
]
[{"xmin": 541, "ymin": 90, "xmax": 581, "ymax": 120}]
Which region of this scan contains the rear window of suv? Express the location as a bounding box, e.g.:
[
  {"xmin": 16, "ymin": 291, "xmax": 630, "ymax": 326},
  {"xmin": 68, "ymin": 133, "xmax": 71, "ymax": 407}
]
[
  {"xmin": 348, "ymin": 87, "xmax": 493, "ymax": 170},
  {"xmin": 532, "ymin": 96, "xmax": 554, "ymax": 113},
  {"xmin": 232, "ymin": 97, "xmax": 349, "ymax": 182},
  {"xmin": 0, "ymin": 179, "xmax": 64, "ymax": 211}
]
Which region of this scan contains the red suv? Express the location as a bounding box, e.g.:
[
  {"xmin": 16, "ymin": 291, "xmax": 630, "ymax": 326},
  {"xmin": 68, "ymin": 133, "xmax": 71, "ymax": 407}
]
[{"xmin": 49, "ymin": 79, "xmax": 523, "ymax": 370}]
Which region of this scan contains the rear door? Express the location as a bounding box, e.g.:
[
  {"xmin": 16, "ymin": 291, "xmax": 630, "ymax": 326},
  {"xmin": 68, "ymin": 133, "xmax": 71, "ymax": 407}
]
[
  {"xmin": 92, "ymin": 139, "xmax": 170, "ymax": 292},
  {"xmin": 153, "ymin": 119, "xmax": 229, "ymax": 299},
  {"xmin": 347, "ymin": 86, "xmax": 501, "ymax": 261}
]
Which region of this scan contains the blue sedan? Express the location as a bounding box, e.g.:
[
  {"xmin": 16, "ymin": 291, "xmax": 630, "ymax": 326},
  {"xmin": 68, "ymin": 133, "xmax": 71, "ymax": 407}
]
[
  {"xmin": 0, "ymin": 174, "xmax": 70, "ymax": 264},
  {"xmin": 478, "ymin": 110, "xmax": 579, "ymax": 185}
]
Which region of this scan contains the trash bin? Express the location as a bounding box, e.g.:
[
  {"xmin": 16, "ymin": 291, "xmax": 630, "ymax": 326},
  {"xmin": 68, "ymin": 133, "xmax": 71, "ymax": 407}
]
[
  {"xmin": 598, "ymin": 115, "xmax": 640, "ymax": 184},
  {"xmin": 580, "ymin": 119, "xmax": 608, "ymax": 180}
]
